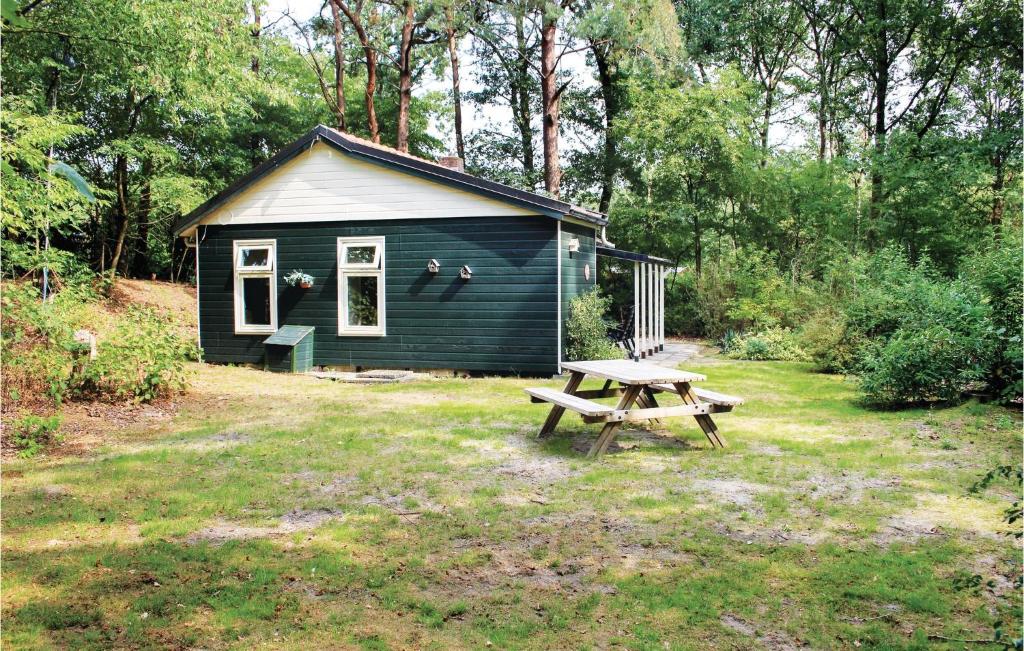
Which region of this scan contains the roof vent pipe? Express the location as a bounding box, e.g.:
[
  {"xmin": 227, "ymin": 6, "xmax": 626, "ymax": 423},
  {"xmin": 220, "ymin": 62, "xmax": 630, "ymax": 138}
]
[{"xmin": 437, "ymin": 155, "xmax": 464, "ymax": 172}]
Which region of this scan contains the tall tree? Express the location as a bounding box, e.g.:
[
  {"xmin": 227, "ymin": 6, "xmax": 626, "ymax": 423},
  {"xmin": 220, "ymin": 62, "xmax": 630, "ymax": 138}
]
[
  {"xmin": 846, "ymin": 0, "xmax": 976, "ymax": 244},
  {"xmin": 335, "ymin": 0, "xmax": 381, "ymax": 142},
  {"xmin": 442, "ymin": 0, "xmax": 468, "ymax": 158}
]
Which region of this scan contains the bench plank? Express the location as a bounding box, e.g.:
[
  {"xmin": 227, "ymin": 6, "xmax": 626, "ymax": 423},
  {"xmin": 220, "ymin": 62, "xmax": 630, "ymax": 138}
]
[
  {"xmin": 525, "ymin": 388, "xmax": 617, "ymax": 417},
  {"xmin": 652, "ymin": 384, "xmax": 744, "ymax": 406}
]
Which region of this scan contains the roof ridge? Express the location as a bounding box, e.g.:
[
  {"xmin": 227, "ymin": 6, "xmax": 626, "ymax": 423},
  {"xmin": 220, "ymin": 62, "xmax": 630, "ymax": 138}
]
[{"xmin": 320, "ymin": 126, "xmax": 438, "ymax": 166}]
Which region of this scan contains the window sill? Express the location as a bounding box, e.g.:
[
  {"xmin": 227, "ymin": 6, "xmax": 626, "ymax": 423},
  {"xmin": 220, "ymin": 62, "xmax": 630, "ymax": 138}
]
[
  {"xmin": 337, "ymin": 330, "xmax": 386, "ymax": 337},
  {"xmin": 235, "ymin": 327, "xmax": 276, "ymax": 335}
]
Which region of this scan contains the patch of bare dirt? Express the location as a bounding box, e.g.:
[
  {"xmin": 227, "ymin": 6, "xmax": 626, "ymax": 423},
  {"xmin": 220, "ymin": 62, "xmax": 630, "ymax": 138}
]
[
  {"xmin": 186, "ymin": 508, "xmax": 343, "ymax": 544},
  {"xmin": 794, "ymin": 472, "xmax": 902, "ymax": 505},
  {"xmin": 360, "ymin": 491, "xmax": 446, "ymax": 519},
  {"xmin": 713, "ymin": 523, "xmax": 828, "ymax": 546},
  {"xmin": 427, "ymin": 511, "xmax": 694, "ymax": 601},
  {"xmin": 873, "ymin": 513, "xmax": 944, "ymax": 544},
  {"xmin": 461, "ymin": 436, "xmax": 581, "ymax": 485},
  {"xmin": 720, "ymin": 614, "xmax": 805, "ymax": 650},
  {"xmin": 689, "ymin": 478, "xmax": 773, "ymax": 508}
]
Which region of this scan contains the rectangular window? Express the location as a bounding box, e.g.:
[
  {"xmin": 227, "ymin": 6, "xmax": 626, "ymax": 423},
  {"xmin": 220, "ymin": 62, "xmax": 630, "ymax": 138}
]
[
  {"xmin": 233, "ymin": 239, "xmax": 277, "ymax": 334},
  {"xmin": 337, "ymin": 236, "xmax": 384, "ymax": 336}
]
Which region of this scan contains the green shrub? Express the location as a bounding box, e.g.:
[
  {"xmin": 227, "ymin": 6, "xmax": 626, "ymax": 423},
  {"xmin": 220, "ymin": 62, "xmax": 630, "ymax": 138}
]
[
  {"xmin": 859, "ymin": 322, "xmax": 993, "ymax": 405},
  {"xmin": 565, "ymin": 290, "xmax": 624, "ymax": 362},
  {"xmin": 663, "ymin": 271, "xmax": 702, "ymax": 336},
  {"xmin": 73, "ymin": 307, "xmax": 198, "ymax": 402},
  {"xmin": 1, "ymin": 281, "xmax": 90, "ymax": 408},
  {"xmin": 800, "ymin": 307, "xmax": 860, "ymax": 373},
  {"xmin": 724, "ymin": 327, "xmax": 807, "ymax": 361},
  {"xmin": 961, "ymin": 231, "xmax": 1023, "ymax": 403},
  {"xmin": 10, "ymin": 414, "xmax": 63, "ymax": 457},
  {"xmin": 694, "ymin": 249, "xmax": 823, "ymax": 339}
]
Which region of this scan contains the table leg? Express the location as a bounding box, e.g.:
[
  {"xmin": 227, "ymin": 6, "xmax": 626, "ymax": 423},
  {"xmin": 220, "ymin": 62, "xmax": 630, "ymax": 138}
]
[
  {"xmin": 538, "ymin": 371, "xmax": 585, "ymax": 438},
  {"xmin": 588, "ymin": 384, "xmax": 644, "ymax": 458},
  {"xmin": 672, "ymin": 382, "xmax": 726, "ymax": 447},
  {"xmin": 641, "ymin": 387, "xmax": 663, "ymax": 426}
]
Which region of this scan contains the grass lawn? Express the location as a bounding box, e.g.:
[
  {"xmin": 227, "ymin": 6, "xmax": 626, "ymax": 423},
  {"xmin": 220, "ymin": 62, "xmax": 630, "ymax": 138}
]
[{"xmin": 2, "ymin": 357, "xmax": 1021, "ymax": 649}]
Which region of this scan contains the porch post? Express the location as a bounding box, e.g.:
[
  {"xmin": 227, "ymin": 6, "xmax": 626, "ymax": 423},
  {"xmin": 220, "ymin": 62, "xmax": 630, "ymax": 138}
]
[
  {"xmin": 643, "ymin": 264, "xmax": 651, "ymax": 356},
  {"xmin": 652, "ymin": 264, "xmax": 660, "ymax": 353},
  {"xmin": 632, "ymin": 261, "xmax": 640, "ymax": 361},
  {"xmin": 639, "ymin": 262, "xmax": 647, "ymax": 357},
  {"xmin": 659, "ymin": 265, "xmax": 666, "ymax": 351},
  {"xmin": 651, "ymin": 264, "xmax": 659, "ymax": 354}
]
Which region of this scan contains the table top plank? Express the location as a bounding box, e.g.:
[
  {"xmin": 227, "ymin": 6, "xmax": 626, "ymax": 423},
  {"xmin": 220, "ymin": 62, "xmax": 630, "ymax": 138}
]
[{"xmin": 561, "ymin": 360, "xmax": 706, "ymax": 385}]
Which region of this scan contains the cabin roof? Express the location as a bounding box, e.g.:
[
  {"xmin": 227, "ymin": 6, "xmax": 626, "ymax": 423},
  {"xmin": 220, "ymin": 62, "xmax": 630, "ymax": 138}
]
[{"xmin": 173, "ymin": 125, "xmax": 607, "ymax": 237}]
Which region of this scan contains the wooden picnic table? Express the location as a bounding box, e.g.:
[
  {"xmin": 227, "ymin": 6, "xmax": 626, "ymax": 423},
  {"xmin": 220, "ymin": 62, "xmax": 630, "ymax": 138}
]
[{"xmin": 525, "ymin": 359, "xmax": 743, "ymax": 458}]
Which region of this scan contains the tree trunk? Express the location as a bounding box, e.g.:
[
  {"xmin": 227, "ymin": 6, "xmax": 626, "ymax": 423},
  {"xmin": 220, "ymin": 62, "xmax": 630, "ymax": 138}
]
[
  {"xmin": 593, "ymin": 42, "xmax": 618, "ymax": 214},
  {"xmin": 109, "ymin": 154, "xmax": 130, "ymax": 276},
  {"xmin": 396, "ymin": 0, "xmax": 415, "ymax": 152},
  {"xmin": 693, "ymin": 210, "xmax": 702, "ymax": 278},
  {"xmin": 513, "ymin": 10, "xmax": 535, "ymax": 180},
  {"xmin": 446, "ymin": 5, "xmax": 464, "ymax": 159},
  {"xmin": 867, "ymin": 0, "xmax": 889, "ymax": 248},
  {"xmin": 336, "ymin": 0, "xmax": 380, "ymax": 143},
  {"xmin": 760, "ymin": 86, "xmax": 773, "ymax": 167},
  {"xmin": 540, "ymin": 12, "xmax": 560, "ymax": 198},
  {"xmin": 990, "ymin": 151, "xmax": 1004, "ymax": 226},
  {"xmin": 130, "ymin": 175, "xmax": 151, "ymax": 277},
  {"xmin": 250, "ymin": 3, "xmax": 261, "ymax": 75},
  {"xmin": 249, "ymin": 3, "xmax": 263, "ymax": 164},
  {"xmin": 330, "ymin": 0, "xmax": 347, "ymax": 131}
]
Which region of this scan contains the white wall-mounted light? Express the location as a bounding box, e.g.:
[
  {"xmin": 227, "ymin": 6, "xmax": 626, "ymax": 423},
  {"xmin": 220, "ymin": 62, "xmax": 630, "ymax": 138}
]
[
  {"xmin": 427, "ymin": 258, "xmax": 440, "ymax": 274},
  {"xmin": 567, "ymin": 237, "xmax": 580, "ymax": 253},
  {"xmin": 459, "ymin": 265, "xmax": 472, "ymax": 280}
]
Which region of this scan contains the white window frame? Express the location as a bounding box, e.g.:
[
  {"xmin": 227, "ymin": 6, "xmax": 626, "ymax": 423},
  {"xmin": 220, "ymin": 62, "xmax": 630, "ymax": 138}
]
[
  {"xmin": 233, "ymin": 239, "xmax": 278, "ymax": 335},
  {"xmin": 337, "ymin": 236, "xmax": 385, "ymax": 336}
]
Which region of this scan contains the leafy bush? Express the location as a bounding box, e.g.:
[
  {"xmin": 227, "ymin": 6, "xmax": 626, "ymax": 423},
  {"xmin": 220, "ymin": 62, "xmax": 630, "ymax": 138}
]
[
  {"xmin": 1, "ymin": 281, "xmax": 94, "ymax": 409},
  {"xmin": 565, "ymin": 290, "xmax": 624, "ymax": 362},
  {"xmin": 663, "ymin": 271, "xmax": 702, "ymax": 336},
  {"xmin": 693, "ymin": 249, "xmax": 822, "ymax": 339},
  {"xmin": 10, "ymin": 414, "xmax": 62, "ymax": 457},
  {"xmin": 800, "ymin": 307, "xmax": 860, "ymax": 373},
  {"xmin": 961, "ymin": 231, "xmax": 1023, "ymax": 403},
  {"xmin": 858, "ymin": 323, "xmax": 993, "ymax": 405},
  {"xmin": 831, "ymin": 249, "xmax": 996, "ymax": 406},
  {"xmin": 724, "ymin": 327, "xmax": 808, "ymax": 361},
  {"xmin": 73, "ymin": 307, "xmax": 198, "ymax": 402},
  {"xmin": 2, "ymin": 279, "xmax": 197, "ymax": 454}
]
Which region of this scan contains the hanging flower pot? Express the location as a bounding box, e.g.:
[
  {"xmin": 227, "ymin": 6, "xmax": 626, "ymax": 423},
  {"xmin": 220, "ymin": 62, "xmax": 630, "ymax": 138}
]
[{"xmin": 284, "ymin": 270, "xmax": 315, "ymax": 289}]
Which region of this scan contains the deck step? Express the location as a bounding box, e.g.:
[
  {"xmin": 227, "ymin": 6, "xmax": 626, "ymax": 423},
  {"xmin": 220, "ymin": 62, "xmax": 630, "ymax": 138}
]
[
  {"xmin": 651, "ymin": 384, "xmax": 745, "ymax": 406},
  {"xmin": 524, "ymin": 388, "xmax": 618, "ymax": 417}
]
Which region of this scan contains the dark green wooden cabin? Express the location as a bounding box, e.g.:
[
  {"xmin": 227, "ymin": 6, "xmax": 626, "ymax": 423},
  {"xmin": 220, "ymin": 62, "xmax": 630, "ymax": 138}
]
[{"xmin": 174, "ymin": 126, "xmax": 607, "ymax": 376}]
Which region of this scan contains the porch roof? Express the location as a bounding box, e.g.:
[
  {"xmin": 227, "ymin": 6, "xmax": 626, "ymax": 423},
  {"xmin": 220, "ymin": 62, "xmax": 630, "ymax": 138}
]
[{"xmin": 596, "ymin": 245, "xmax": 672, "ymax": 266}]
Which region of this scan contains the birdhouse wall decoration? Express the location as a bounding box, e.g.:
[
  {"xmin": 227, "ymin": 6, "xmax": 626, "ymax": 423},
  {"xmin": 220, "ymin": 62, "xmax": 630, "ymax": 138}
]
[
  {"xmin": 427, "ymin": 258, "xmax": 440, "ymax": 274},
  {"xmin": 459, "ymin": 265, "xmax": 472, "ymax": 280}
]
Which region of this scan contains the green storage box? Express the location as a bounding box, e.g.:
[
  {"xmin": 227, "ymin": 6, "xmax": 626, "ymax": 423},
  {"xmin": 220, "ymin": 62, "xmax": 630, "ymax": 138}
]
[{"xmin": 263, "ymin": 325, "xmax": 315, "ymax": 373}]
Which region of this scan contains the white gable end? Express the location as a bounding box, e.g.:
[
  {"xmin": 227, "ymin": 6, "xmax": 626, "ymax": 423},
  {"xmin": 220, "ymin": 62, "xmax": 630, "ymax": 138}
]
[{"xmin": 198, "ymin": 143, "xmax": 537, "ymax": 227}]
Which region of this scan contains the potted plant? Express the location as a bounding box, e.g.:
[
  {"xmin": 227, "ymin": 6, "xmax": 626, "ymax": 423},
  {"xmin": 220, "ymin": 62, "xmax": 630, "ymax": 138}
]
[{"xmin": 283, "ymin": 270, "xmax": 314, "ymax": 289}]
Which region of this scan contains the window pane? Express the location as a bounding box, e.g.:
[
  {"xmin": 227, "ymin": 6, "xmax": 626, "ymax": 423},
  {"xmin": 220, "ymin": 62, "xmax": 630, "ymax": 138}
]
[
  {"xmin": 346, "ymin": 276, "xmax": 378, "ymax": 327},
  {"xmin": 344, "ymin": 245, "xmax": 377, "ymax": 265},
  {"xmin": 242, "ymin": 277, "xmax": 272, "ymax": 326},
  {"xmin": 240, "ymin": 247, "xmax": 270, "ymax": 268}
]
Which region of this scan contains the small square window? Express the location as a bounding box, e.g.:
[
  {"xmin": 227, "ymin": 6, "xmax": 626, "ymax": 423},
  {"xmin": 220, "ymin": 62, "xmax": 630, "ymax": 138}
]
[
  {"xmin": 342, "ymin": 244, "xmax": 380, "ymax": 268},
  {"xmin": 237, "ymin": 246, "xmax": 273, "ymax": 271}
]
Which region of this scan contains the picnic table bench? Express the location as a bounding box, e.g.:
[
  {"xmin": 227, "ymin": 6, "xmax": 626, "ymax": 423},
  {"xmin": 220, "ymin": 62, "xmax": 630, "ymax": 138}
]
[{"xmin": 525, "ymin": 359, "xmax": 744, "ymax": 457}]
